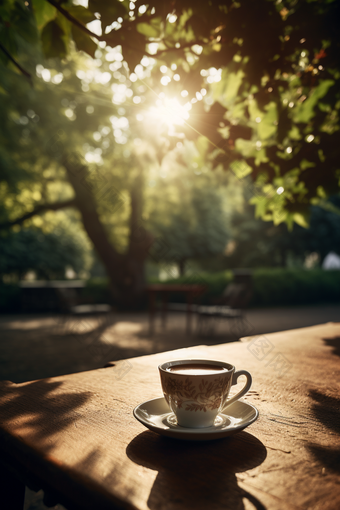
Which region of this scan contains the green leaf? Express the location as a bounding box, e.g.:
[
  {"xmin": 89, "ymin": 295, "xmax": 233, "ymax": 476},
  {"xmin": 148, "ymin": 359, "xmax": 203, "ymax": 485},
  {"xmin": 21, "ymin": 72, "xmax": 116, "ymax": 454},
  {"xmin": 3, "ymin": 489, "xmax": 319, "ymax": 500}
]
[
  {"xmin": 295, "ymin": 80, "xmax": 334, "ymax": 123},
  {"xmin": 122, "ymin": 46, "xmax": 144, "ymax": 72},
  {"xmin": 56, "ymin": 12, "xmax": 72, "ymax": 39},
  {"xmin": 137, "ymin": 20, "xmax": 161, "ymax": 39},
  {"xmin": 88, "ymin": 0, "xmax": 128, "ymax": 29},
  {"xmin": 0, "ymin": 25, "xmax": 17, "ymax": 61},
  {"xmin": 293, "ymin": 212, "xmax": 309, "ymax": 228},
  {"xmin": 41, "ymin": 20, "xmax": 67, "ymax": 59},
  {"xmin": 235, "ymin": 139, "xmax": 256, "ymax": 158},
  {"xmin": 257, "ymin": 102, "xmax": 278, "ymax": 140},
  {"xmin": 31, "ymin": 0, "xmax": 56, "ymax": 30},
  {"xmin": 121, "ymin": 32, "xmax": 145, "ymax": 71},
  {"xmin": 317, "ymin": 199, "xmax": 340, "ymax": 216},
  {"xmin": 230, "ymin": 160, "xmax": 252, "ymax": 179},
  {"xmin": 71, "ymin": 26, "xmax": 97, "ymax": 58},
  {"xmin": 0, "ymin": 1, "xmax": 14, "ymax": 22},
  {"xmin": 250, "ymin": 195, "xmax": 268, "ymax": 219},
  {"xmin": 64, "ymin": 5, "xmax": 97, "ymax": 25},
  {"xmin": 285, "ymin": 213, "xmax": 294, "ymax": 231},
  {"xmin": 4, "ymin": 1, "xmax": 38, "ymax": 45},
  {"xmin": 196, "ymin": 135, "xmax": 210, "ymax": 159},
  {"xmin": 214, "ymin": 69, "xmax": 244, "ymax": 105}
]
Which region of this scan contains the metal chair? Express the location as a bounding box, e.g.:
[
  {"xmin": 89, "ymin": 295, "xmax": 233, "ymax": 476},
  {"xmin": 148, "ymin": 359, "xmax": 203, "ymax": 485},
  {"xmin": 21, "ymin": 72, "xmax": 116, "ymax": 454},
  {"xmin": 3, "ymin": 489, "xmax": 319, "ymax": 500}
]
[{"xmin": 196, "ymin": 271, "xmax": 253, "ymax": 337}]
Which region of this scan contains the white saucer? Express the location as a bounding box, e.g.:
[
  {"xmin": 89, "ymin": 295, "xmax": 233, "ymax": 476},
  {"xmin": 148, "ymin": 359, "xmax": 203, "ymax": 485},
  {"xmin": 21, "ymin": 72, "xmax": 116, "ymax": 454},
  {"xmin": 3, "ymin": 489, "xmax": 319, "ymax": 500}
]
[{"xmin": 133, "ymin": 397, "xmax": 259, "ymax": 441}]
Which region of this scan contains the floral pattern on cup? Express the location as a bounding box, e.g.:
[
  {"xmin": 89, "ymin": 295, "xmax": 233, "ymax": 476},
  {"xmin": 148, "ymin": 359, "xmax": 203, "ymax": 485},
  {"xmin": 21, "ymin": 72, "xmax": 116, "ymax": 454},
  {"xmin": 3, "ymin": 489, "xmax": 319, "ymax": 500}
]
[{"xmin": 161, "ymin": 376, "xmax": 231, "ymax": 413}]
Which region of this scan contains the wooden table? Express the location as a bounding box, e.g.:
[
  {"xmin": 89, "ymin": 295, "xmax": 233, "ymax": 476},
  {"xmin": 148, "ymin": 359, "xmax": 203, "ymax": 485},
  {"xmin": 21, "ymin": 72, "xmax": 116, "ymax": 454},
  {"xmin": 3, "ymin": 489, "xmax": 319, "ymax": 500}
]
[
  {"xmin": 0, "ymin": 323, "xmax": 340, "ymax": 510},
  {"xmin": 147, "ymin": 284, "xmax": 206, "ymax": 335}
]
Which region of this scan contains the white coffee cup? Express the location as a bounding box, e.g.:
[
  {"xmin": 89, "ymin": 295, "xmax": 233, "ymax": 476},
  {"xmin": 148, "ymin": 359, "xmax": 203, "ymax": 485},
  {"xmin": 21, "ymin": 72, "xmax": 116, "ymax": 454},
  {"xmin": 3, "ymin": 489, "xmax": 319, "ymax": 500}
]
[{"xmin": 159, "ymin": 359, "xmax": 252, "ymax": 428}]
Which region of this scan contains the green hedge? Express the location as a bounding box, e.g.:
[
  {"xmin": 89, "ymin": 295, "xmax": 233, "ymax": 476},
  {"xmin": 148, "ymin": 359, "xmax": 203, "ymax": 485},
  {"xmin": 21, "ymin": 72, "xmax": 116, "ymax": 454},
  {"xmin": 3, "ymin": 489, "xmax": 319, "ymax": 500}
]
[
  {"xmin": 251, "ymin": 269, "xmax": 340, "ymax": 306},
  {"xmin": 150, "ymin": 269, "xmax": 340, "ymax": 307},
  {"xmin": 79, "ymin": 278, "xmax": 114, "ymax": 305},
  {"xmin": 1, "ymin": 269, "xmax": 340, "ymax": 312}
]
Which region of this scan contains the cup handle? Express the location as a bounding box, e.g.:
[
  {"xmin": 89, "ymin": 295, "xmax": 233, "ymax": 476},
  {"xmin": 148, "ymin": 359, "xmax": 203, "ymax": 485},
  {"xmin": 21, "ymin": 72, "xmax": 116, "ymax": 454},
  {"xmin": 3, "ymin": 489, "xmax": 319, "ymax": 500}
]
[{"xmin": 222, "ymin": 370, "xmax": 252, "ymax": 410}]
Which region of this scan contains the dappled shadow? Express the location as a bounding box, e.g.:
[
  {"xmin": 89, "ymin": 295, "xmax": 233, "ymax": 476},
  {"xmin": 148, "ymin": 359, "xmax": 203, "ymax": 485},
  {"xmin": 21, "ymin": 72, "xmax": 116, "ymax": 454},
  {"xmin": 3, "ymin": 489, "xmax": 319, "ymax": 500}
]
[
  {"xmin": 308, "ymin": 444, "xmax": 340, "ymax": 474},
  {"xmin": 0, "ymin": 379, "xmax": 134, "ymax": 510},
  {"xmin": 0, "ymin": 379, "xmax": 92, "ymax": 449},
  {"xmin": 0, "ymin": 313, "xmax": 155, "ymax": 383},
  {"xmin": 307, "ymin": 389, "xmax": 340, "ymax": 473},
  {"xmin": 309, "ymin": 390, "xmax": 340, "ymax": 435},
  {"xmin": 54, "ymin": 312, "xmax": 122, "ymax": 364},
  {"xmin": 0, "ymin": 379, "xmax": 92, "ymax": 507},
  {"xmin": 127, "ymin": 430, "xmax": 267, "ymax": 510},
  {"xmin": 323, "ymin": 336, "xmax": 340, "ymax": 358}
]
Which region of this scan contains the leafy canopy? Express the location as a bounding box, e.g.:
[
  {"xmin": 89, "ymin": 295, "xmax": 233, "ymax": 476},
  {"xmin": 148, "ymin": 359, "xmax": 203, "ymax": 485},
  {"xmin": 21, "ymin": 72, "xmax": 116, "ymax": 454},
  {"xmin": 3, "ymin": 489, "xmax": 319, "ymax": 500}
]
[{"xmin": 1, "ymin": 0, "xmax": 339, "ymax": 226}]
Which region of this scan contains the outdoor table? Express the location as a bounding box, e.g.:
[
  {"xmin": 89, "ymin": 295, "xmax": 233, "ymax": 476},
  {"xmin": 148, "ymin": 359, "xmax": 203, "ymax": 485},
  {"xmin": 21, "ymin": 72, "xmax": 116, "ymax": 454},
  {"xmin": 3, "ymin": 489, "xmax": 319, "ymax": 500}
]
[
  {"xmin": 0, "ymin": 322, "xmax": 340, "ymax": 510},
  {"xmin": 19, "ymin": 280, "xmax": 86, "ymax": 313},
  {"xmin": 147, "ymin": 284, "xmax": 206, "ymax": 335}
]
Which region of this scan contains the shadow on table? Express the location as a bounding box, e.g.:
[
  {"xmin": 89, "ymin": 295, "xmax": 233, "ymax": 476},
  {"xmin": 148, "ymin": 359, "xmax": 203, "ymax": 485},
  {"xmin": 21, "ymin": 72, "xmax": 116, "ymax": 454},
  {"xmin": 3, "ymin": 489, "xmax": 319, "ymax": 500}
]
[
  {"xmin": 323, "ymin": 336, "xmax": 340, "ymax": 358},
  {"xmin": 0, "ymin": 379, "xmax": 95, "ymax": 508},
  {"xmin": 0, "ymin": 379, "xmax": 92, "ymax": 452},
  {"xmin": 307, "ymin": 388, "xmax": 340, "ymax": 474},
  {"xmin": 126, "ymin": 430, "xmax": 267, "ymax": 510}
]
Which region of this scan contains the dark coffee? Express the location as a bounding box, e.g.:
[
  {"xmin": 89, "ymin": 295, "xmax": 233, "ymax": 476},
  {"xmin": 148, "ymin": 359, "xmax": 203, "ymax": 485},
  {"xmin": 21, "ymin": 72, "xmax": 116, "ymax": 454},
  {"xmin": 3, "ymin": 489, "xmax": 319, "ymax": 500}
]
[{"xmin": 167, "ymin": 363, "xmax": 228, "ymax": 376}]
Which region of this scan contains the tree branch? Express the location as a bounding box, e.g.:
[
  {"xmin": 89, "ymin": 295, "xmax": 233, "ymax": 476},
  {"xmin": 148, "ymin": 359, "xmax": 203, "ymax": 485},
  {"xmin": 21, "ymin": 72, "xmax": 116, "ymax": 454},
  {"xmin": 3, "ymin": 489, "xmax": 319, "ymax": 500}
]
[
  {"xmin": 46, "ymin": 0, "xmax": 204, "ymax": 58},
  {"xmin": 0, "ymin": 42, "xmax": 31, "ymax": 80},
  {"xmin": 1, "ymin": 2, "xmax": 205, "ymax": 81},
  {"xmin": 46, "ymin": 0, "xmax": 100, "ymax": 39},
  {"xmin": 46, "ymin": 0, "xmax": 151, "ymax": 47},
  {"xmin": 0, "ymin": 199, "xmax": 77, "ymax": 230}
]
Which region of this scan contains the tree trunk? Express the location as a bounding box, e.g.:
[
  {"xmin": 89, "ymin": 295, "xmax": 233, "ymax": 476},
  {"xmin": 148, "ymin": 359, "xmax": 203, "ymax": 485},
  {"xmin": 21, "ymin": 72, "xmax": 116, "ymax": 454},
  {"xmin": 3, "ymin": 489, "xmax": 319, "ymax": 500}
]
[
  {"xmin": 64, "ymin": 157, "xmax": 152, "ymax": 308},
  {"xmin": 178, "ymin": 259, "xmax": 186, "ymax": 276},
  {"xmin": 124, "ymin": 168, "xmax": 153, "ymax": 307}
]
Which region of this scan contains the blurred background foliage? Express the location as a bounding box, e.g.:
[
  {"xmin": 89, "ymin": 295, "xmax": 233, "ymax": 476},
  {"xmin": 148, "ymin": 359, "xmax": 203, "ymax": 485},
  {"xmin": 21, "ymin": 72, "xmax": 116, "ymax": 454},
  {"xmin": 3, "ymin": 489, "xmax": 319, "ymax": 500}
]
[{"xmin": 0, "ymin": 224, "xmax": 91, "ymax": 280}]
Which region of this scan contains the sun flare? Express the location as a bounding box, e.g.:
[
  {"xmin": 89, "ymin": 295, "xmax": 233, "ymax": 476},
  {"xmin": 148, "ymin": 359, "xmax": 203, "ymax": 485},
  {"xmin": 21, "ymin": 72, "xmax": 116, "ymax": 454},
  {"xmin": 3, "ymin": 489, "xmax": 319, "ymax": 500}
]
[{"xmin": 147, "ymin": 96, "xmax": 190, "ymax": 129}]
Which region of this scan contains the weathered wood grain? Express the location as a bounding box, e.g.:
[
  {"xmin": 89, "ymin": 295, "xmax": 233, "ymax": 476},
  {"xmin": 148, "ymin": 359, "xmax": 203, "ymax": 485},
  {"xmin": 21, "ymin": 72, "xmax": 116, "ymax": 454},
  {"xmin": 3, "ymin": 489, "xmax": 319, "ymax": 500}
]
[{"xmin": 0, "ymin": 323, "xmax": 339, "ymax": 510}]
